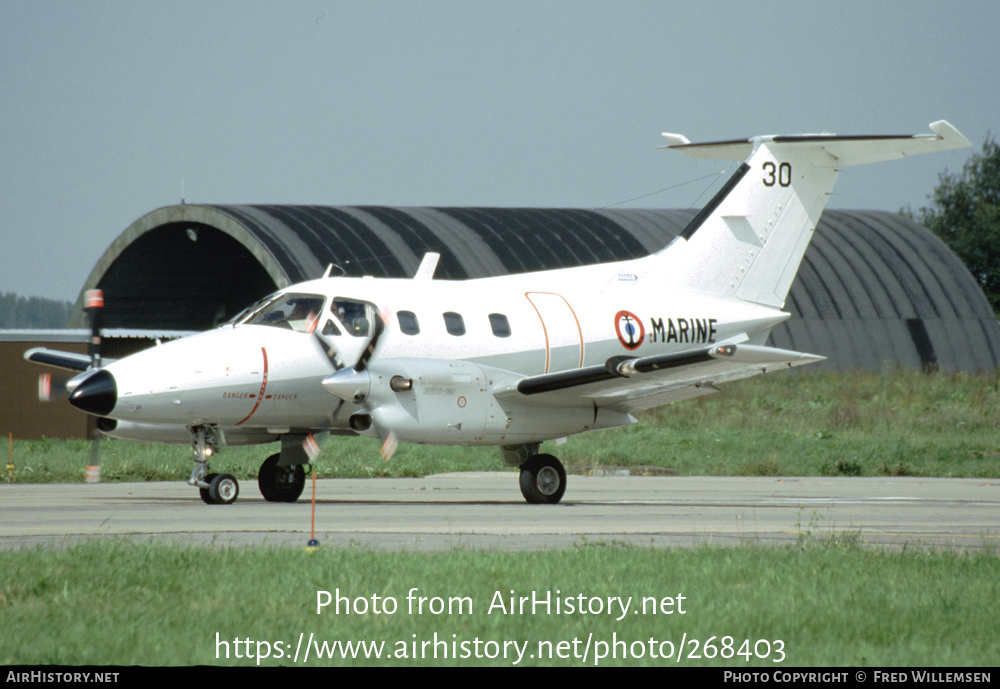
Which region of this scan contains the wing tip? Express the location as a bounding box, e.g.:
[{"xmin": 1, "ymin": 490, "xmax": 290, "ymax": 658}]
[
  {"xmin": 928, "ymin": 120, "xmax": 972, "ymax": 149},
  {"xmin": 660, "ymin": 132, "xmax": 691, "ymax": 147}
]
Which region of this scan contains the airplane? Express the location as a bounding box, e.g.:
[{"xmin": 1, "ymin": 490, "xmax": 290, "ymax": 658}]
[{"xmin": 26, "ymin": 120, "xmax": 971, "ymax": 505}]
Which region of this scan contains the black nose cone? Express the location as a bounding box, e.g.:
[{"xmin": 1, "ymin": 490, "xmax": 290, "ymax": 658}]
[{"xmin": 69, "ymin": 369, "xmax": 118, "ymax": 417}]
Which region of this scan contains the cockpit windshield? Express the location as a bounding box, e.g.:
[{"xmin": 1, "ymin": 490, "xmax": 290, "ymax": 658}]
[{"xmin": 244, "ymin": 293, "xmax": 326, "ymax": 333}]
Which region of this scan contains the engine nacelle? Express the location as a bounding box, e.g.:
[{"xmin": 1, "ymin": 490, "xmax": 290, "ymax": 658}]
[
  {"xmin": 340, "ymin": 358, "xmax": 636, "ymax": 446},
  {"xmin": 353, "ymin": 358, "xmax": 493, "ymax": 444}
]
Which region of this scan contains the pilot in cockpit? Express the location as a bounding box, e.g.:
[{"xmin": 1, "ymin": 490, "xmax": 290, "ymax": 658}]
[{"xmin": 287, "ymin": 298, "xmax": 322, "ymax": 332}]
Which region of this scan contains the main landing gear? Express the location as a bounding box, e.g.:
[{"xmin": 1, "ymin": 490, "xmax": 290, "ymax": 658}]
[
  {"xmin": 519, "ymin": 453, "xmax": 568, "ymax": 504},
  {"xmin": 505, "ymin": 444, "xmax": 567, "ymax": 504},
  {"xmin": 258, "ymin": 453, "xmax": 306, "ymax": 503}
]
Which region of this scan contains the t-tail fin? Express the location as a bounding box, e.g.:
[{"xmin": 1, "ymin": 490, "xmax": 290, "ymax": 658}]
[{"xmin": 653, "ymin": 121, "xmax": 971, "ymax": 308}]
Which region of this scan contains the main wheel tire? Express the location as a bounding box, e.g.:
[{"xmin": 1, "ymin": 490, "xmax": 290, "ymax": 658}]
[
  {"xmin": 258, "ymin": 453, "xmax": 306, "ymax": 503},
  {"xmin": 206, "ymin": 473, "xmax": 239, "ymax": 505},
  {"xmin": 518, "ymin": 453, "xmax": 567, "ymax": 504}
]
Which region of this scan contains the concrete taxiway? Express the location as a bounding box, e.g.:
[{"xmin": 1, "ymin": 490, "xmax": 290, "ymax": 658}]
[{"xmin": 1, "ymin": 473, "xmax": 997, "ymax": 551}]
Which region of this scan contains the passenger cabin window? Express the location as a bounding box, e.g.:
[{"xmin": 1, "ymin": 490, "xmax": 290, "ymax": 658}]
[
  {"xmin": 245, "ymin": 293, "xmax": 325, "ymax": 333},
  {"xmin": 333, "ymin": 298, "xmax": 378, "ymax": 337},
  {"xmin": 489, "ymin": 313, "xmax": 511, "ymax": 338},
  {"xmin": 443, "ymin": 312, "xmax": 465, "ymax": 336},
  {"xmin": 397, "ymin": 310, "xmax": 420, "ymax": 335}
]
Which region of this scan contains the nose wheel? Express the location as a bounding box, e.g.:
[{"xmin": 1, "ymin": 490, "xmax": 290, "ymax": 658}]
[
  {"xmin": 199, "ymin": 473, "xmax": 240, "ymax": 505},
  {"xmin": 187, "ymin": 425, "xmax": 239, "ymax": 505}
]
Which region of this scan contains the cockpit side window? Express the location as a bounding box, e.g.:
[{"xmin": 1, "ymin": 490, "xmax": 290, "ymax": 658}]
[
  {"xmin": 333, "ymin": 298, "xmax": 378, "ymax": 337},
  {"xmin": 245, "ymin": 293, "xmax": 325, "ymax": 332},
  {"xmin": 322, "ymin": 319, "xmax": 341, "ymax": 337}
]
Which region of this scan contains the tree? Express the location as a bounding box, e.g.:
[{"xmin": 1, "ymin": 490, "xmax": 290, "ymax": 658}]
[
  {"xmin": 0, "ymin": 292, "xmax": 73, "ymax": 328},
  {"xmin": 907, "ymin": 136, "xmax": 1000, "ymax": 315}
]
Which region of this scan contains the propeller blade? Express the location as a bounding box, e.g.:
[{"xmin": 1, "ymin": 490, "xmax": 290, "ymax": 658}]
[
  {"xmin": 85, "ymin": 289, "xmax": 104, "ymax": 370},
  {"xmin": 353, "ymin": 312, "xmax": 384, "ymax": 373},
  {"xmin": 303, "ymin": 433, "xmax": 322, "ymax": 462},
  {"xmin": 380, "ymin": 431, "xmax": 398, "ymax": 462},
  {"xmin": 313, "ymin": 328, "xmax": 345, "ymax": 371},
  {"xmin": 85, "ymin": 433, "xmax": 102, "ymax": 483},
  {"xmin": 321, "ymin": 309, "xmax": 398, "ymax": 461},
  {"xmin": 85, "ymin": 417, "xmax": 120, "ymax": 484},
  {"xmin": 38, "ymin": 373, "xmax": 69, "ymax": 402}
]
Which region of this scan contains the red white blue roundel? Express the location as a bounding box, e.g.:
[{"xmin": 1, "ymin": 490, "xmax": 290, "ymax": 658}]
[{"xmin": 614, "ymin": 310, "xmax": 644, "ymax": 350}]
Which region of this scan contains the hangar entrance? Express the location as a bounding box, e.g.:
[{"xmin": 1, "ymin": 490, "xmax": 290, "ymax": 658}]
[{"xmin": 96, "ymin": 223, "xmax": 277, "ymax": 331}]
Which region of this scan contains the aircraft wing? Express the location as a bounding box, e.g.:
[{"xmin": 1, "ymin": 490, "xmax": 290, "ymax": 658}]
[
  {"xmin": 23, "ymin": 348, "xmax": 99, "ymax": 372},
  {"xmin": 495, "ymin": 343, "xmax": 824, "ymax": 414},
  {"xmin": 23, "ymin": 330, "xmax": 199, "ymax": 372}
]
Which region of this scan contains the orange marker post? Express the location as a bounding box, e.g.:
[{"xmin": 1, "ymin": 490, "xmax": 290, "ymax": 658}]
[{"xmin": 306, "ymin": 470, "xmax": 319, "ymax": 552}]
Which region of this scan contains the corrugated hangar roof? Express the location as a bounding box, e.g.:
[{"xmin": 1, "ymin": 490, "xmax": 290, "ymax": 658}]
[{"xmin": 71, "ymin": 204, "xmax": 1000, "ymax": 371}]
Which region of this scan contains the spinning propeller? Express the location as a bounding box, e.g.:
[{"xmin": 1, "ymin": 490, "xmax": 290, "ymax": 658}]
[
  {"xmin": 37, "ymin": 289, "xmax": 107, "ymax": 402},
  {"xmin": 37, "ymin": 373, "xmax": 68, "ymax": 403},
  {"xmin": 320, "ymin": 310, "xmax": 402, "ymax": 461},
  {"xmin": 37, "ymin": 289, "xmax": 109, "ymax": 481}
]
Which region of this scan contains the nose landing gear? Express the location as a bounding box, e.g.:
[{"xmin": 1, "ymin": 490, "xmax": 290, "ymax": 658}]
[{"xmin": 187, "ymin": 425, "xmax": 239, "ymax": 505}]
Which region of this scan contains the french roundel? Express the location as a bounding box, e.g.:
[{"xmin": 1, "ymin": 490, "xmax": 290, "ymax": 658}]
[{"xmin": 614, "ymin": 310, "xmax": 644, "ymax": 350}]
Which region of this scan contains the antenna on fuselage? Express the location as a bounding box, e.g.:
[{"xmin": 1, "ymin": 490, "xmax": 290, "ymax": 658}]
[{"xmin": 322, "ymin": 264, "xmax": 346, "ymax": 278}]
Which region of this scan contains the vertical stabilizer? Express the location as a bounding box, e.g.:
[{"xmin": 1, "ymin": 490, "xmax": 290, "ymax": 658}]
[{"xmin": 654, "ymin": 121, "xmax": 971, "ymax": 309}]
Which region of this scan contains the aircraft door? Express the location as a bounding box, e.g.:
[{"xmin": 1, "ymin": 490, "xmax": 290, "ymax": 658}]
[{"xmin": 524, "ymin": 292, "xmax": 584, "ymax": 373}]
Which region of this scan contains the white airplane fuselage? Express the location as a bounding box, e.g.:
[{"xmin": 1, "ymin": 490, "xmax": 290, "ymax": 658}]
[{"xmin": 93, "ymin": 263, "xmax": 785, "ymax": 445}]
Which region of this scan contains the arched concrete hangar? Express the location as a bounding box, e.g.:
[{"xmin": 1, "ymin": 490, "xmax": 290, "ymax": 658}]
[{"xmin": 70, "ymin": 204, "xmax": 1000, "ymax": 372}]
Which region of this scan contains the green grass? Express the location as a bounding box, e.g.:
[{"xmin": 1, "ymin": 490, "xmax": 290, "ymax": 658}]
[
  {"xmin": 0, "ymin": 541, "xmax": 1000, "ymax": 668},
  {"xmin": 0, "ymin": 540, "xmax": 996, "ymax": 666},
  {"xmin": 4, "ymin": 369, "xmax": 998, "ymax": 668},
  {"xmin": 563, "ymin": 367, "xmax": 1000, "ymax": 478},
  {"xmin": 6, "ymin": 368, "xmax": 999, "ymax": 482}
]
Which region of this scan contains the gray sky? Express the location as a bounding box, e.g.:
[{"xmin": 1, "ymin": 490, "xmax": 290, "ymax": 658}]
[{"xmin": 2, "ymin": 0, "xmax": 997, "ymax": 301}]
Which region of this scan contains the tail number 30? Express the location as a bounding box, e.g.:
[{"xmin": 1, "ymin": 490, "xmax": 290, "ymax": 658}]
[{"xmin": 762, "ymin": 162, "xmax": 792, "ymax": 187}]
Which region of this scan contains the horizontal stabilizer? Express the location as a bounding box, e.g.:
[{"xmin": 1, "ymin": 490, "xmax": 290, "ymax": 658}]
[{"xmin": 661, "ymin": 120, "xmax": 971, "ymax": 166}]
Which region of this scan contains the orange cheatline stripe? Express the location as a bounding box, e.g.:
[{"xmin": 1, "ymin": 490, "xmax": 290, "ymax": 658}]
[{"xmin": 235, "ymin": 347, "xmax": 269, "ymax": 426}]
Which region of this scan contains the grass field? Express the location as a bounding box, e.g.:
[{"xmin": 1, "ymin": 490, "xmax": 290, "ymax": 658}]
[
  {"xmin": 3, "ymin": 368, "xmax": 998, "ymax": 667},
  {"xmin": 1, "ymin": 540, "xmax": 997, "ymax": 667},
  {"xmin": 6, "ymin": 368, "xmax": 999, "ymax": 483}
]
